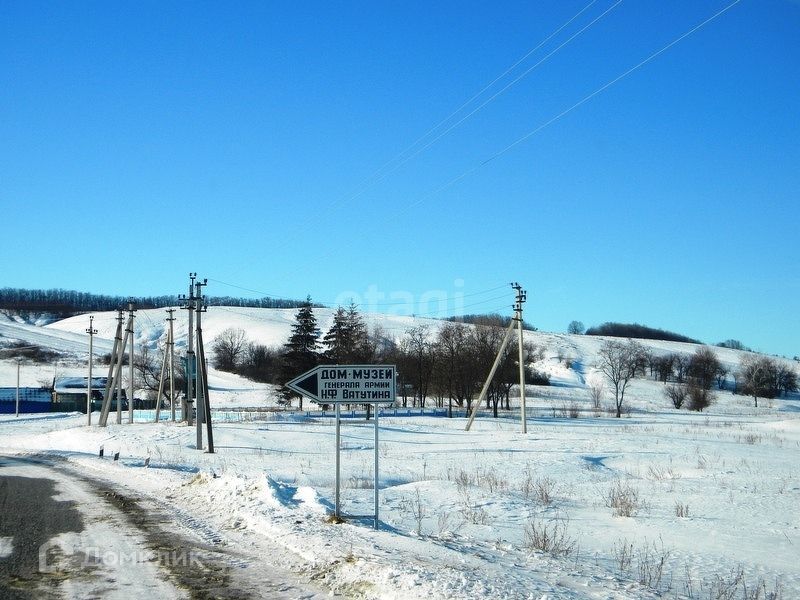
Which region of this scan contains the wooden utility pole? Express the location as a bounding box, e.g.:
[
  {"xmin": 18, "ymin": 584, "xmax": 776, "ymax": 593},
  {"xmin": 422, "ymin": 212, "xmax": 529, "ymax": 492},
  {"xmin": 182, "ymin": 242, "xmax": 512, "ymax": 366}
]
[{"xmin": 86, "ymin": 316, "xmax": 97, "ymax": 426}]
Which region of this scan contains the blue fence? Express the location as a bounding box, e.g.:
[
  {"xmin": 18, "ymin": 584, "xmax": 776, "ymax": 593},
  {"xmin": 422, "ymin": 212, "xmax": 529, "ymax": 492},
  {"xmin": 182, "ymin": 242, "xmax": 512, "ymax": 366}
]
[{"xmin": 132, "ymin": 406, "xmax": 450, "ymax": 423}]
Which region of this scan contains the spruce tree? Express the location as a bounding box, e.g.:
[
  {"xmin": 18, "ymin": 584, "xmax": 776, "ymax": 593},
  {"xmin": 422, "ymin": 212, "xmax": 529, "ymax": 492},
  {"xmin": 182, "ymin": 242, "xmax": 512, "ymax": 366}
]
[
  {"xmin": 279, "ymin": 296, "xmax": 321, "ymax": 408},
  {"xmin": 322, "ymin": 302, "xmax": 372, "ymax": 364},
  {"xmin": 322, "ymin": 306, "xmax": 350, "ymax": 364}
]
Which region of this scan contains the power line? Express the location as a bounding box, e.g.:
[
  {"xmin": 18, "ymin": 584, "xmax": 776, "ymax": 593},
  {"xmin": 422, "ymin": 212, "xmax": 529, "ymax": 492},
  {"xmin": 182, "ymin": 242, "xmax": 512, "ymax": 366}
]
[
  {"xmin": 382, "ymin": 0, "xmax": 622, "ymax": 178},
  {"xmin": 400, "ymin": 0, "xmax": 743, "ymax": 215},
  {"xmin": 478, "ymin": 0, "xmax": 743, "ymax": 170},
  {"xmin": 207, "ymin": 277, "xmax": 510, "ymax": 309},
  {"xmin": 300, "ymin": 1, "xmax": 609, "ymax": 231}
]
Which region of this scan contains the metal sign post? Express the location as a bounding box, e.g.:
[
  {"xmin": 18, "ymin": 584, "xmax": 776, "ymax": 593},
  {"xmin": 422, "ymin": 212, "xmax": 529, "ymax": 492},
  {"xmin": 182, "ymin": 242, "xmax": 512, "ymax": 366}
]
[
  {"xmin": 374, "ymin": 402, "xmax": 379, "ymax": 529},
  {"xmin": 287, "ymin": 365, "xmax": 396, "ymax": 530},
  {"xmin": 335, "ymin": 402, "xmax": 341, "ymax": 518}
]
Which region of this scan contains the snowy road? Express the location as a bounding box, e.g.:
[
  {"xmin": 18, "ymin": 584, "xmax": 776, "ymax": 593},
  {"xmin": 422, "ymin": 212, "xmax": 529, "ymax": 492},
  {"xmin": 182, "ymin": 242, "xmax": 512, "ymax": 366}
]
[
  {"xmin": 0, "ymin": 455, "xmax": 331, "ymax": 600},
  {"xmin": 0, "ymin": 318, "xmax": 114, "ymax": 357}
]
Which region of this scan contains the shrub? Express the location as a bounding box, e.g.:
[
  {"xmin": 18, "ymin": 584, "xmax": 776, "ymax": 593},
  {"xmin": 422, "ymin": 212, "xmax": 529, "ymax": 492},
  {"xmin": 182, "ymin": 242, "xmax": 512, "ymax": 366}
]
[
  {"xmin": 687, "ymin": 382, "xmax": 713, "ymax": 412},
  {"xmin": 664, "ymin": 384, "xmax": 688, "ymax": 409},
  {"xmin": 604, "ymin": 480, "xmax": 641, "ymax": 517},
  {"xmin": 522, "ymin": 514, "xmax": 575, "ymax": 556},
  {"xmin": 0, "ymin": 341, "xmax": 62, "ymax": 363}
]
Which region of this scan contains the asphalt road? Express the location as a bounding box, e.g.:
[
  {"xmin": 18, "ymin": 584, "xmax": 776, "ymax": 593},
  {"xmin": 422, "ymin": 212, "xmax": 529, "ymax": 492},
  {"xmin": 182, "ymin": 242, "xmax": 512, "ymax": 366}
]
[
  {"xmin": 0, "ymin": 466, "xmax": 84, "ymax": 599},
  {"xmin": 0, "ymin": 455, "xmax": 331, "ymax": 600}
]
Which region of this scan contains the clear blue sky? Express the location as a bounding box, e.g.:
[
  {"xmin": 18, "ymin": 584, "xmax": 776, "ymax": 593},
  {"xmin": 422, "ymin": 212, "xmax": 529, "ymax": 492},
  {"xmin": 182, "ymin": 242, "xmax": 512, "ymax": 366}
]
[{"xmin": 1, "ymin": 1, "xmax": 798, "ymax": 357}]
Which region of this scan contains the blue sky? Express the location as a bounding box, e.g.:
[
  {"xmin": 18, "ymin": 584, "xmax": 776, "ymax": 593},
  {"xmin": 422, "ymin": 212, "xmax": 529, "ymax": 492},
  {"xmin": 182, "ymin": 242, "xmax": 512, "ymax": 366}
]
[{"xmin": 1, "ymin": 1, "xmax": 798, "ymax": 357}]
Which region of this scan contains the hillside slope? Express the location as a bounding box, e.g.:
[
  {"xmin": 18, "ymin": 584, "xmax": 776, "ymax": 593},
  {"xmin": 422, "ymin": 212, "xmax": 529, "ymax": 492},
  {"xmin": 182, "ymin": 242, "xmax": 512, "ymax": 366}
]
[{"xmin": 1, "ymin": 306, "xmax": 796, "ymax": 411}]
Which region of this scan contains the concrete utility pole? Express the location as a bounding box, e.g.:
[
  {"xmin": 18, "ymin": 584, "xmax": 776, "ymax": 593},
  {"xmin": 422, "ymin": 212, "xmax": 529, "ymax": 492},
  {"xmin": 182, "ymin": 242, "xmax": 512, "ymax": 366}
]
[
  {"xmin": 465, "ymin": 282, "xmax": 527, "ymax": 432},
  {"xmin": 15, "ymin": 360, "xmax": 20, "ymax": 418},
  {"xmin": 99, "ymin": 310, "xmax": 124, "ymax": 427},
  {"xmin": 111, "ymin": 308, "xmax": 134, "ymax": 425},
  {"xmin": 167, "ymin": 309, "xmax": 176, "ymax": 422},
  {"xmin": 86, "ymin": 316, "xmax": 97, "ymax": 426},
  {"xmin": 155, "ymin": 309, "xmax": 177, "ymax": 423},
  {"xmin": 194, "ymin": 278, "xmax": 206, "ymax": 450},
  {"xmin": 127, "ymin": 300, "xmax": 136, "ymax": 424},
  {"xmin": 194, "ymin": 278, "xmax": 213, "ymax": 453},
  {"xmin": 180, "ymin": 274, "xmax": 197, "ymax": 426},
  {"xmin": 512, "ymin": 283, "xmax": 528, "ymax": 434}
]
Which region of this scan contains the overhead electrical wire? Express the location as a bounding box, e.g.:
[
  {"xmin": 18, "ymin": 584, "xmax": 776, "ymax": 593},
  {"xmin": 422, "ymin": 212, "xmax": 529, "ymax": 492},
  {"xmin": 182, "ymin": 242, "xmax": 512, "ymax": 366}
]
[
  {"xmin": 295, "ymin": 1, "xmax": 628, "ymax": 274},
  {"xmin": 302, "ymin": 0, "xmax": 610, "ymax": 230},
  {"xmin": 477, "ymin": 0, "xmax": 743, "ymax": 170},
  {"xmin": 380, "ymin": 0, "xmax": 623, "ymax": 178},
  {"xmin": 398, "ymin": 0, "xmax": 744, "ymax": 215},
  {"xmin": 207, "ymin": 277, "xmax": 511, "ymax": 311}
]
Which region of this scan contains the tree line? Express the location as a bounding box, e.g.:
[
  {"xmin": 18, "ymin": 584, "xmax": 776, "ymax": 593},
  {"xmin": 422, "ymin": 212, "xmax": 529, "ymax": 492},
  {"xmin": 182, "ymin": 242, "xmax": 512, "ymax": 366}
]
[
  {"xmin": 593, "ymin": 339, "xmax": 798, "ymax": 417},
  {"xmin": 0, "ymin": 287, "xmax": 312, "ymax": 316},
  {"xmin": 585, "ymin": 322, "xmax": 700, "ymax": 344},
  {"xmin": 210, "ymin": 300, "xmax": 550, "ymax": 416}
]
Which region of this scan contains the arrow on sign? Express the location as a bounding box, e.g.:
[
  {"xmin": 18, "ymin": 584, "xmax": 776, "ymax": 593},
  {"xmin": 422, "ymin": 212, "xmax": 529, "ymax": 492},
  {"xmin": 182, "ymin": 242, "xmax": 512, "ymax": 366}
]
[
  {"xmin": 286, "ymin": 369, "xmax": 319, "ymax": 399},
  {"xmin": 285, "ymin": 365, "xmax": 396, "ymax": 405}
]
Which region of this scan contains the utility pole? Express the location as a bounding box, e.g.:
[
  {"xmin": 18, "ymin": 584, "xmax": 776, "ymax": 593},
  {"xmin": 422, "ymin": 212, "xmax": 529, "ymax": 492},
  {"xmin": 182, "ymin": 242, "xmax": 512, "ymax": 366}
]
[
  {"xmin": 99, "ymin": 309, "xmax": 124, "ymax": 427},
  {"xmin": 194, "ymin": 278, "xmax": 206, "ymax": 450},
  {"xmin": 86, "ymin": 316, "xmax": 97, "ymax": 426},
  {"xmin": 168, "ymin": 308, "xmax": 176, "ymax": 421},
  {"xmin": 127, "ymin": 300, "xmax": 136, "ymax": 424},
  {"xmin": 465, "ymin": 283, "xmax": 526, "ymax": 432},
  {"xmin": 15, "ymin": 360, "xmax": 20, "ymax": 418},
  {"xmin": 194, "ymin": 278, "xmax": 213, "ymax": 452},
  {"xmin": 180, "ymin": 273, "xmax": 197, "ymax": 426},
  {"xmin": 512, "ymin": 283, "xmax": 528, "ymax": 434},
  {"xmin": 155, "ymin": 309, "xmax": 177, "ymax": 423}
]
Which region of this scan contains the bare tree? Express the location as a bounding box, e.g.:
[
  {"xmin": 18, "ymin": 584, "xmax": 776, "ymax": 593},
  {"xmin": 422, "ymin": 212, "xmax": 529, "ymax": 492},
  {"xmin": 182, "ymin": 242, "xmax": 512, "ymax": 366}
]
[
  {"xmin": 211, "ymin": 327, "xmax": 249, "ymax": 371},
  {"xmin": 567, "ymin": 320, "xmax": 585, "ymax": 335},
  {"xmin": 588, "ymin": 379, "xmax": 604, "ymax": 415},
  {"xmin": 596, "ymin": 340, "xmax": 646, "ymax": 418},
  {"xmin": 664, "ymin": 383, "xmax": 687, "ymax": 409},
  {"xmin": 672, "ymin": 353, "xmax": 690, "ymax": 383},
  {"xmin": 134, "ymin": 344, "xmax": 162, "ymax": 393},
  {"xmin": 655, "ymin": 354, "xmax": 676, "ymax": 383},
  {"xmin": 738, "ymin": 355, "xmax": 779, "ymax": 407},
  {"xmin": 404, "ymin": 326, "xmax": 436, "ymax": 407},
  {"xmin": 686, "ymin": 346, "xmax": 722, "ymax": 410},
  {"xmin": 776, "ymin": 364, "xmax": 798, "ymax": 397}
]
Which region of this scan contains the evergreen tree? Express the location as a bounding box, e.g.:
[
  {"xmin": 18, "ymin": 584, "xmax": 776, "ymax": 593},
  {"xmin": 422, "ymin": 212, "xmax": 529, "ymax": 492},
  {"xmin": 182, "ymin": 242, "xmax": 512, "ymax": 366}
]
[
  {"xmin": 322, "ymin": 306, "xmax": 350, "ymax": 364},
  {"xmin": 346, "ymin": 302, "xmax": 371, "ymax": 361},
  {"xmin": 322, "ymin": 302, "xmax": 372, "ymax": 364},
  {"xmin": 279, "ymin": 296, "xmax": 321, "ymax": 408}
]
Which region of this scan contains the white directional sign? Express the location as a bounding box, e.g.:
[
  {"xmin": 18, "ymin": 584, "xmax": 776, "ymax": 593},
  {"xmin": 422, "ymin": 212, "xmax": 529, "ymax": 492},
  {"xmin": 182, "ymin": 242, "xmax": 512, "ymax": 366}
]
[{"xmin": 286, "ymin": 365, "xmax": 396, "ymax": 405}]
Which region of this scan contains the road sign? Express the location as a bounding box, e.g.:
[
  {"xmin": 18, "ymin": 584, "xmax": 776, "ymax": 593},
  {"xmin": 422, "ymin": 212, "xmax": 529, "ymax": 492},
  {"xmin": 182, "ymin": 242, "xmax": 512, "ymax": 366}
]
[{"xmin": 286, "ymin": 365, "xmax": 396, "ymax": 405}]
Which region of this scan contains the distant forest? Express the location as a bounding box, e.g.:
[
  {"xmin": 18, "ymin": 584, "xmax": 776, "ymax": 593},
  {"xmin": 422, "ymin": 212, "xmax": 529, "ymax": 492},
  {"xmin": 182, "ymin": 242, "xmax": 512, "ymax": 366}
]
[
  {"xmin": 0, "ymin": 287, "xmax": 311, "ymax": 316},
  {"xmin": 585, "ymin": 322, "xmax": 700, "ymax": 344},
  {"xmin": 446, "ymin": 313, "xmax": 537, "ymax": 331}
]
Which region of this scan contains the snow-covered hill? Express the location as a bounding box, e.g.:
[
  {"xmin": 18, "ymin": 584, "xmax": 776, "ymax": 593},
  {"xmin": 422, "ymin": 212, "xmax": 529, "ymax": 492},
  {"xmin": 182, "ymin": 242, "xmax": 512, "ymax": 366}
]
[
  {"xmin": 2, "ymin": 308, "xmax": 799, "ymax": 598},
  {"xmin": 1, "ymin": 305, "xmax": 795, "ymax": 399}
]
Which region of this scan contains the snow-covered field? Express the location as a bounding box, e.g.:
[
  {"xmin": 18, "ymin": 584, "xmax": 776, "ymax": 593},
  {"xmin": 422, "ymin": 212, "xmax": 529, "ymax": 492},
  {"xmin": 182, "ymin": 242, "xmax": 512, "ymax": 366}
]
[{"xmin": 1, "ymin": 308, "xmax": 798, "ymax": 599}]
